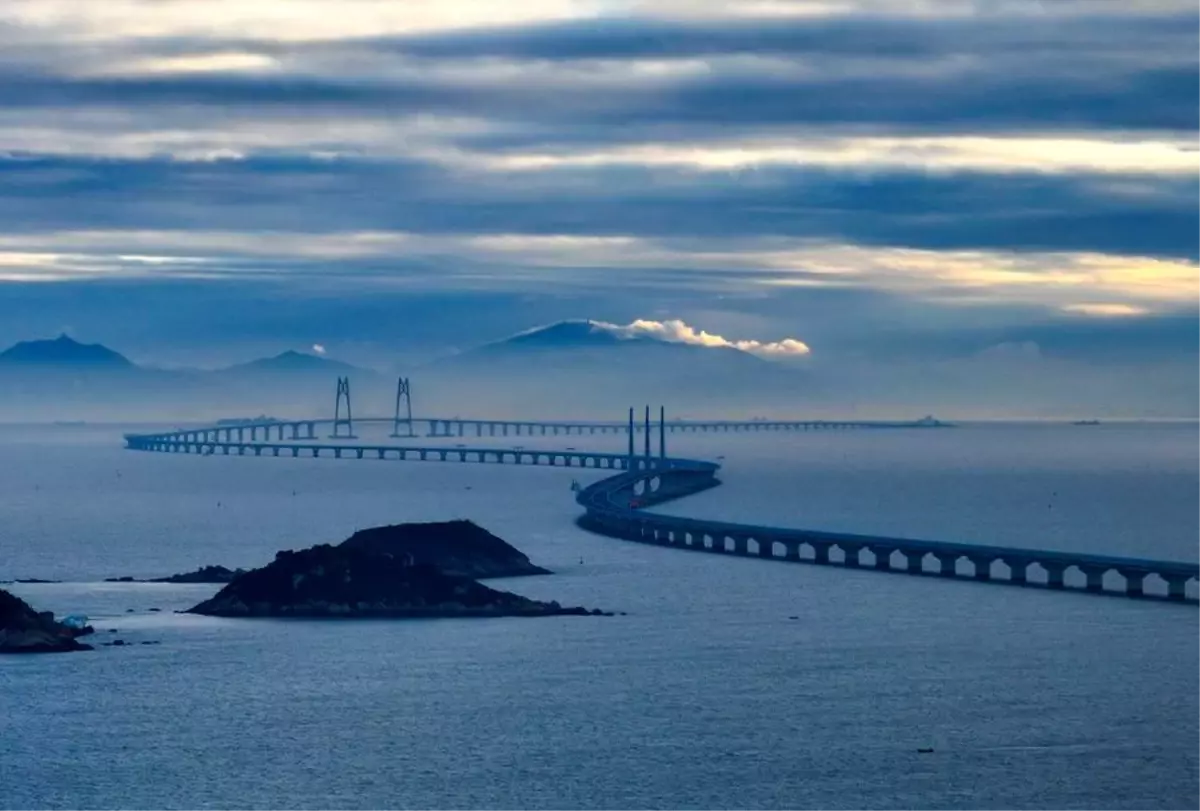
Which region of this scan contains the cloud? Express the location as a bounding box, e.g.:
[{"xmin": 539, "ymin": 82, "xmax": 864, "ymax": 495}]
[
  {"xmin": 0, "ymin": 0, "xmax": 1193, "ymax": 415},
  {"xmin": 311, "ymin": 343, "xmax": 326, "ymax": 354},
  {"xmin": 1061, "ymin": 303, "xmax": 1150, "ymax": 317},
  {"xmin": 599, "ymin": 318, "xmax": 812, "ymax": 357}
]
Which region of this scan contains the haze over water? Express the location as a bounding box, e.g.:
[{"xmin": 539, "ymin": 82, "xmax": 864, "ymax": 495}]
[{"xmin": 2, "ymin": 422, "xmax": 1196, "ymax": 809}]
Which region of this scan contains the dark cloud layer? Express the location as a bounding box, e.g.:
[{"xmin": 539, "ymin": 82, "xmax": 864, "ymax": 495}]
[
  {"xmin": 2, "ymin": 156, "xmax": 1195, "ymax": 258},
  {"xmin": 0, "ymin": 2, "xmax": 1195, "ymax": 414},
  {"xmin": 4, "ymin": 7, "xmax": 1195, "ymax": 133},
  {"xmin": 376, "ymin": 12, "xmax": 1195, "ymax": 63}
]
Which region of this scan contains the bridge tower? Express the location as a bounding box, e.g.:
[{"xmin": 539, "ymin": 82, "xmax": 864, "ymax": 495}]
[
  {"xmin": 659, "ymin": 405, "xmax": 666, "ymax": 459},
  {"xmin": 390, "ymin": 376, "xmax": 414, "ymax": 438},
  {"xmin": 644, "ymin": 406, "xmax": 651, "ymax": 458},
  {"xmin": 627, "ymin": 407, "xmax": 635, "ymax": 464},
  {"xmin": 331, "ymin": 376, "xmax": 357, "ymax": 439}
]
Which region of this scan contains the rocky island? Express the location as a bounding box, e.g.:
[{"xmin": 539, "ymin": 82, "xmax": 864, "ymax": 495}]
[
  {"xmin": 108, "ymin": 520, "xmax": 547, "ymax": 585},
  {"xmin": 0, "ymin": 588, "xmax": 93, "ymax": 653},
  {"xmin": 337, "ymin": 519, "xmax": 550, "ymax": 578},
  {"xmin": 186, "ymin": 543, "xmax": 600, "ymax": 619}
]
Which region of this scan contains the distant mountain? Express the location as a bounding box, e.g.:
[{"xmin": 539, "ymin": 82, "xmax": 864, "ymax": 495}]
[
  {"xmin": 423, "ymin": 320, "xmax": 801, "ymax": 416},
  {"xmin": 220, "ymin": 350, "xmax": 361, "ymax": 376},
  {"xmin": 488, "ymin": 320, "xmax": 629, "ymax": 350},
  {"xmin": 460, "ymin": 320, "xmax": 770, "ymax": 366},
  {"xmin": 0, "ymin": 339, "xmax": 384, "ymax": 422},
  {"xmin": 0, "ymin": 334, "xmax": 134, "ymax": 368}
]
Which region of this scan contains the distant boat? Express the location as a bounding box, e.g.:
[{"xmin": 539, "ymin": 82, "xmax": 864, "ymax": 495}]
[{"xmin": 1071, "ymin": 419, "xmax": 1101, "ymax": 426}]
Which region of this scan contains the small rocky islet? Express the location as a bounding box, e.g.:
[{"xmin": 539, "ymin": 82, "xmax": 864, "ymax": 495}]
[
  {"xmin": 0, "ymin": 588, "xmax": 93, "ymax": 653},
  {"xmin": 101, "ymin": 520, "xmax": 549, "ymax": 585},
  {"xmin": 186, "ymin": 520, "xmax": 600, "ymax": 618},
  {"xmin": 337, "ymin": 519, "xmax": 551, "ymax": 579},
  {"xmin": 2, "ymin": 521, "xmax": 604, "ymax": 644},
  {"xmin": 186, "ymin": 542, "xmax": 602, "ymax": 618}
]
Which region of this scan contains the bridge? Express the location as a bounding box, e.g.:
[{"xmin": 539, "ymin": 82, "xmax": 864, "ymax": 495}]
[
  {"xmin": 191, "ymin": 376, "xmax": 948, "ymax": 441},
  {"xmin": 122, "ymin": 379, "xmax": 1196, "ymax": 604},
  {"xmin": 185, "ymin": 415, "xmax": 945, "ymax": 442},
  {"xmin": 574, "ymin": 464, "xmax": 1199, "ymax": 603}
]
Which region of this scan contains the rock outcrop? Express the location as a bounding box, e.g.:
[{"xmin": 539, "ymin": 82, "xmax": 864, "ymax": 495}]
[
  {"xmin": 185, "ymin": 543, "xmax": 600, "ymax": 619},
  {"xmin": 337, "ymin": 520, "xmax": 550, "ymax": 578},
  {"xmin": 155, "ymin": 565, "xmax": 246, "ymax": 584},
  {"xmin": 105, "ymin": 565, "xmax": 246, "ymax": 584},
  {"xmin": 0, "ymin": 589, "xmax": 93, "ymax": 653}
]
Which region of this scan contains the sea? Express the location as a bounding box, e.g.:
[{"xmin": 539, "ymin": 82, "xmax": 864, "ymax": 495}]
[{"xmin": 1, "ymin": 421, "xmax": 1196, "ymax": 810}]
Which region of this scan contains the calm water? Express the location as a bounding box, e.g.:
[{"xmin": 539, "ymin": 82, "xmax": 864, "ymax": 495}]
[{"xmin": 1, "ymin": 423, "xmax": 1197, "ymax": 810}]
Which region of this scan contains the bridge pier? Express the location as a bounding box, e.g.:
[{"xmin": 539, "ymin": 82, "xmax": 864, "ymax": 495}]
[
  {"xmin": 971, "ymin": 556, "xmax": 992, "ymax": 581},
  {"xmin": 936, "ymin": 553, "xmax": 958, "ymax": 577},
  {"xmin": 1164, "ymin": 575, "xmax": 1189, "ymax": 601},
  {"xmin": 1080, "ymin": 565, "xmax": 1106, "ymax": 593},
  {"xmin": 813, "ymin": 544, "xmax": 830, "ymax": 564},
  {"xmin": 1009, "ymin": 560, "xmax": 1029, "ymax": 585},
  {"xmin": 1044, "ymin": 563, "xmax": 1066, "ymax": 589},
  {"xmin": 1120, "ymin": 570, "xmax": 1146, "ymax": 597},
  {"xmin": 842, "ymin": 545, "xmax": 861, "ymax": 567},
  {"xmin": 902, "ymin": 551, "xmax": 923, "ymax": 573},
  {"xmin": 757, "ymin": 539, "xmax": 773, "ymax": 558},
  {"xmin": 871, "ymin": 547, "xmax": 893, "ymax": 571}
]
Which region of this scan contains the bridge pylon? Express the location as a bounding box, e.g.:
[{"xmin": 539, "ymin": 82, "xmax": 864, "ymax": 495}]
[
  {"xmin": 330, "ymin": 376, "xmax": 357, "ymax": 439},
  {"xmin": 390, "ymin": 376, "xmax": 414, "ymax": 438},
  {"xmin": 627, "ymin": 407, "xmax": 635, "ymax": 464}
]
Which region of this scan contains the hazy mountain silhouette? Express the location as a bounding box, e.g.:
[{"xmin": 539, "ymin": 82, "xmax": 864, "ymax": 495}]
[
  {"xmin": 219, "ymin": 350, "xmax": 362, "ymax": 376},
  {"xmin": 422, "ymin": 320, "xmax": 803, "ymax": 417},
  {"xmin": 0, "ymin": 334, "xmax": 134, "ymax": 368},
  {"xmin": 455, "ymin": 320, "xmax": 771, "ymax": 368},
  {"xmin": 0, "ymin": 338, "xmax": 378, "ymax": 422}
]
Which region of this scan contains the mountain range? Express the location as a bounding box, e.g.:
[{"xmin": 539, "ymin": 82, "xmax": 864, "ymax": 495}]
[
  {"xmin": 0, "ymin": 323, "xmax": 807, "ymax": 421},
  {"xmin": 0, "ymin": 337, "xmax": 364, "ymax": 376}
]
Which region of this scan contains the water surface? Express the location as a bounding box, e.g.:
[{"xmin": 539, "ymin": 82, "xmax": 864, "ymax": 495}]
[{"xmin": 2, "ymin": 422, "xmax": 1196, "ymax": 809}]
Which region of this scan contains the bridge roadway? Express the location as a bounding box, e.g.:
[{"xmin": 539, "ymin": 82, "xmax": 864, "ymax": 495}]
[
  {"xmin": 124, "ymin": 432, "xmax": 672, "ymax": 471},
  {"xmin": 190, "ymin": 414, "xmax": 945, "ymax": 443},
  {"xmin": 123, "ymin": 426, "xmax": 1198, "ymax": 604}
]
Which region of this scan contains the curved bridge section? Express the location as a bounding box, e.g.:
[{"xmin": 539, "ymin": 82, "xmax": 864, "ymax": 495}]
[
  {"xmin": 576, "ymin": 465, "xmax": 1199, "ymax": 603},
  {"xmin": 124, "ymin": 422, "xmax": 1197, "ymax": 604}
]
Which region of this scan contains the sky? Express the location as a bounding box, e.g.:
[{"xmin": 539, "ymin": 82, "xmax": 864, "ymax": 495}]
[{"xmin": 0, "ymin": 0, "xmax": 1196, "ymax": 414}]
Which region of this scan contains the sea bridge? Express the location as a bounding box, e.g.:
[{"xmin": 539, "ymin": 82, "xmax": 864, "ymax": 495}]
[
  {"xmin": 123, "ymin": 379, "xmax": 1198, "ymax": 604},
  {"xmin": 186, "ymin": 415, "xmax": 942, "ymax": 443},
  {"xmin": 574, "ymin": 464, "xmax": 1199, "ymax": 602}
]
